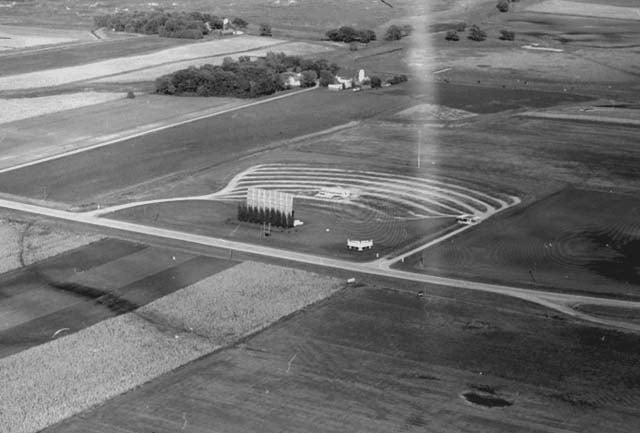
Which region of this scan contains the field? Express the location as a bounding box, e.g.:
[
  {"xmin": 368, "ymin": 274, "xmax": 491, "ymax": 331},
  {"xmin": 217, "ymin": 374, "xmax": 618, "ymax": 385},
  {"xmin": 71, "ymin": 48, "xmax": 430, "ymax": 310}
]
[
  {"xmin": 525, "ymin": 0, "xmax": 640, "ymax": 20},
  {"xmin": 0, "ymin": 87, "xmax": 413, "ymax": 206},
  {"xmin": 0, "ymin": 217, "xmax": 101, "ymax": 275},
  {"xmin": 0, "ymin": 94, "xmax": 244, "ymax": 171},
  {"xmin": 0, "ymin": 24, "xmax": 94, "ymax": 51},
  {"xmin": 0, "ymin": 91, "xmax": 125, "ymax": 124},
  {"xmin": 0, "ymin": 35, "xmax": 296, "ymax": 92},
  {"xmin": 44, "ymin": 283, "xmax": 640, "ymax": 433},
  {"xmin": 398, "ymin": 188, "xmax": 640, "ymax": 298},
  {"xmin": 0, "ymin": 260, "xmax": 341, "ymax": 433}
]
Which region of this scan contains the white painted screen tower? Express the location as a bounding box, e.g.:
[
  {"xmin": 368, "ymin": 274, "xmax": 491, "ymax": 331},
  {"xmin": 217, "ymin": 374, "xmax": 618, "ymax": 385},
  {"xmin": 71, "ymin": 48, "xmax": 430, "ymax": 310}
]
[{"xmin": 246, "ymin": 187, "xmax": 294, "ymax": 215}]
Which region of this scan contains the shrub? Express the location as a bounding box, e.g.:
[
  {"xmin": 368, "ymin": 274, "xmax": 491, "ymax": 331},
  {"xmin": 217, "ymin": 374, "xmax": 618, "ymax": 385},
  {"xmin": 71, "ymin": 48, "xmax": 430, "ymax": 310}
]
[
  {"xmin": 468, "ymin": 25, "xmax": 487, "ymax": 41},
  {"xmin": 259, "ymin": 23, "xmax": 272, "ymax": 36},
  {"xmin": 384, "ymin": 24, "xmax": 413, "ymax": 41},
  {"xmin": 387, "ymin": 74, "xmax": 408, "ymax": 85},
  {"xmin": 370, "ymin": 76, "xmax": 382, "ymax": 88},
  {"xmin": 231, "ymin": 17, "xmax": 248, "ymax": 29},
  {"xmin": 126, "ymin": 90, "xmax": 135, "ymax": 99},
  {"xmin": 445, "ymin": 30, "xmax": 460, "ymax": 41},
  {"xmin": 499, "ymin": 29, "xmax": 515, "ymax": 40},
  {"xmin": 456, "ymin": 22, "xmax": 467, "ymax": 32},
  {"xmin": 496, "ymin": 0, "xmax": 509, "ymax": 12}
]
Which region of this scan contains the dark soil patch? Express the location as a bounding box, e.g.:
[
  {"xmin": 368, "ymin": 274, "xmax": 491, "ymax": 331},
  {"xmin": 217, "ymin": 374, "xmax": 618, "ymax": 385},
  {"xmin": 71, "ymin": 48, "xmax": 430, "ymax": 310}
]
[{"xmin": 462, "ymin": 391, "xmax": 513, "ymax": 408}]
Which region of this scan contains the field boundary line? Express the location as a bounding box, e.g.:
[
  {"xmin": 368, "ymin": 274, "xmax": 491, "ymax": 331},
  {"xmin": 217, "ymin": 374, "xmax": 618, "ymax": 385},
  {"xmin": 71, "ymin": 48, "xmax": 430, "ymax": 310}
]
[
  {"xmin": 0, "ymin": 86, "xmax": 319, "ymax": 175},
  {"xmin": 518, "ymin": 112, "xmax": 640, "ymax": 127}
]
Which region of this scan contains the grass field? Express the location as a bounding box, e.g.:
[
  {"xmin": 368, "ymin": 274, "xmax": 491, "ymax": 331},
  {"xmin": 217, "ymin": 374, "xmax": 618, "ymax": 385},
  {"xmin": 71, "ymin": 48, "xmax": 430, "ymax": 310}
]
[
  {"xmin": 106, "ymin": 200, "xmax": 459, "ymax": 261},
  {"xmin": 44, "ymin": 283, "xmax": 640, "ymax": 433},
  {"xmin": 0, "ymin": 24, "xmax": 93, "ymax": 51},
  {"xmin": 398, "ymin": 188, "xmax": 640, "ymax": 298}
]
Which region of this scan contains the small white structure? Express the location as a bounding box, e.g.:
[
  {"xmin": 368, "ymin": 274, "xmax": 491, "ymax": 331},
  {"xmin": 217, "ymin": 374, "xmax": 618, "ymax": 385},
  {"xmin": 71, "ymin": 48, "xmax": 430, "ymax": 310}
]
[
  {"xmin": 347, "ymin": 239, "xmax": 373, "ymax": 251},
  {"xmin": 335, "ymin": 76, "xmax": 353, "ymax": 89},
  {"xmin": 293, "ymin": 219, "xmax": 304, "ymax": 227},
  {"xmin": 357, "ymin": 69, "xmax": 366, "ymax": 83},
  {"xmin": 328, "ymin": 84, "xmax": 342, "ymax": 91},
  {"xmin": 281, "ymin": 72, "xmax": 301, "ymax": 88},
  {"xmin": 316, "ymin": 187, "xmax": 350, "ymax": 199},
  {"xmin": 457, "ymin": 214, "xmax": 481, "ymax": 225}
]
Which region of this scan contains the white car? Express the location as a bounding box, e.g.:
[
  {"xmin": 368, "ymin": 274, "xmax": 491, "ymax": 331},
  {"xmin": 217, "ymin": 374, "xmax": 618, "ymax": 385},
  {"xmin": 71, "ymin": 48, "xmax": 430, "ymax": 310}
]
[{"xmin": 457, "ymin": 214, "xmax": 480, "ymax": 225}]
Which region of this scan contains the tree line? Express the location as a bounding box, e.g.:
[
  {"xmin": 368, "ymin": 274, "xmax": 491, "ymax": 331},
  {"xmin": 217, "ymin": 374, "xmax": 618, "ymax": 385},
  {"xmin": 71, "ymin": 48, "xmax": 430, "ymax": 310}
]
[
  {"xmin": 93, "ymin": 11, "xmax": 246, "ymax": 39},
  {"xmin": 155, "ymin": 52, "xmax": 339, "ymax": 97},
  {"xmin": 237, "ymin": 204, "xmax": 295, "ymax": 228}
]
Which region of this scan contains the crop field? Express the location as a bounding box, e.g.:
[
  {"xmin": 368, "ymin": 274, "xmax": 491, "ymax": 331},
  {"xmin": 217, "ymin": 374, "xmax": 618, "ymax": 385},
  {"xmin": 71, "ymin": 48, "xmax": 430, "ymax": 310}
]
[
  {"xmin": 0, "ymin": 87, "xmax": 413, "ymax": 206},
  {"xmin": 45, "ymin": 283, "xmax": 640, "ymax": 433},
  {"xmin": 0, "ymin": 91, "xmax": 125, "ymax": 124},
  {"xmin": 0, "ymin": 261, "xmax": 341, "ymax": 433},
  {"xmin": 525, "ymin": 0, "xmax": 640, "ymax": 20},
  {"xmin": 0, "ymin": 94, "xmax": 243, "ymax": 171},
  {"xmin": 0, "ymin": 24, "xmax": 93, "ymax": 52},
  {"xmin": 0, "ymin": 35, "xmax": 293, "ymax": 91},
  {"xmin": 399, "ymin": 188, "xmax": 640, "ymax": 298},
  {"xmin": 0, "ymin": 36, "xmax": 192, "ymax": 76},
  {"xmin": 0, "ymin": 0, "xmax": 422, "ymax": 33},
  {"xmin": 0, "ymin": 217, "xmax": 101, "ymax": 275},
  {"xmin": 92, "ymin": 40, "xmax": 338, "ymax": 84},
  {"xmin": 0, "ymin": 238, "xmax": 236, "ymax": 359}
]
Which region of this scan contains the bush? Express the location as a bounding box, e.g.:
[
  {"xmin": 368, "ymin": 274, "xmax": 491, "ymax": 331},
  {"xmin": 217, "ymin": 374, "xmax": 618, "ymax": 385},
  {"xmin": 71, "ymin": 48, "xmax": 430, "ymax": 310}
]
[
  {"xmin": 384, "ymin": 24, "xmax": 413, "ymax": 41},
  {"xmin": 468, "ymin": 25, "xmax": 487, "ymax": 41},
  {"xmin": 370, "ymin": 76, "xmax": 382, "ymax": 88},
  {"xmin": 499, "ymin": 29, "xmax": 515, "ymax": 40},
  {"xmin": 126, "ymin": 90, "xmax": 135, "ymax": 99},
  {"xmin": 445, "ymin": 30, "xmax": 460, "ymax": 41},
  {"xmin": 231, "ymin": 17, "xmax": 248, "ymax": 29},
  {"xmin": 456, "ymin": 22, "xmax": 467, "ymax": 32},
  {"xmin": 259, "ymin": 23, "xmax": 272, "ymax": 36},
  {"xmin": 387, "ymin": 74, "xmax": 408, "ymax": 85},
  {"xmin": 496, "ymin": 0, "xmax": 509, "ymax": 12}
]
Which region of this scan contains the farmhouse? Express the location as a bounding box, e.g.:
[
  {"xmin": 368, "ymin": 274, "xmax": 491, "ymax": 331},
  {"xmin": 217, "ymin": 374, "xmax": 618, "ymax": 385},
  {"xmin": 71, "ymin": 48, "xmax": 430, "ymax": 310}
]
[
  {"xmin": 280, "ymin": 72, "xmax": 302, "ymax": 88},
  {"xmin": 347, "ymin": 239, "xmax": 373, "ymax": 251}
]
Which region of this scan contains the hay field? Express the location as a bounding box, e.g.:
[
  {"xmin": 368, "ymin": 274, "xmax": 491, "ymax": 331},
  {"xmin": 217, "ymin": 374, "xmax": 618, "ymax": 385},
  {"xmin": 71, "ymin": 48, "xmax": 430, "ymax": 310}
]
[
  {"xmin": 0, "ymin": 35, "xmax": 288, "ymax": 91},
  {"xmin": 0, "ymin": 218, "xmax": 101, "ymax": 275},
  {"xmin": 93, "ymin": 41, "xmax": 337, "ymax": 84},
  {"xmin": 0, "ymin": 261, "xmax": 342, "ymax": 433},
  {"xmin": 0, "ymin": 92, "xmax": 125, "ymax": 125},
  {"xmin": 525, "ymin": 0, "xmax": 640, "ymax": 20}
]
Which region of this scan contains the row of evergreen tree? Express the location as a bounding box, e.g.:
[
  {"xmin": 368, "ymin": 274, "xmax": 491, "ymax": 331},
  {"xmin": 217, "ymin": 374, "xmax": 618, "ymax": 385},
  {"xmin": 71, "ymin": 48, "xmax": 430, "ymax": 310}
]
[{"xmin": 237, "ymin": 204, "xmax": 294, "ymax": 228}]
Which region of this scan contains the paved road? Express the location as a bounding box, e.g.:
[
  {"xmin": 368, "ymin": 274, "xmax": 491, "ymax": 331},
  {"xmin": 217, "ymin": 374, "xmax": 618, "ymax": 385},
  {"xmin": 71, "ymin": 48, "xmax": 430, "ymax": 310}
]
[{"xmin": 1, "ymin": 197, "xmax": 640, "ymax": 332}]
